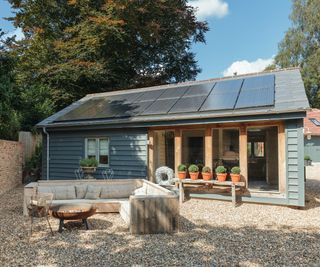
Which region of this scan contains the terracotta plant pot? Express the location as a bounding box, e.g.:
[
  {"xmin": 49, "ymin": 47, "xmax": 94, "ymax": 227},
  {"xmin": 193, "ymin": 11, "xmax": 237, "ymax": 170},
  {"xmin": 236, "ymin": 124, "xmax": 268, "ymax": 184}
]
[
  {"xmin": 189, "ymin": 172, "xmax": 199, "ymax": 180},
  {"xmin": 202, "ymin": 172, "xmax": 212, "ymax": 181},
  {"xmin": 178, "ymin": 171, "xmax": 187, "ymax": 179},
  {"xmin": 231, "ymin": 174, "xmax": 241, "ymax": 183},
  {"xmin": 216, "ymin": 173, "xmax": 227, "ymax": 182}
]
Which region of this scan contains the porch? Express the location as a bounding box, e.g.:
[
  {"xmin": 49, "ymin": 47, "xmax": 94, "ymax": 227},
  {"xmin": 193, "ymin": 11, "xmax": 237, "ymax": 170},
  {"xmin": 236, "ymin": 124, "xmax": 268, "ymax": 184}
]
[{"xmin": 148, "ymin": 120, "xmax": 287, "ymax": 202}]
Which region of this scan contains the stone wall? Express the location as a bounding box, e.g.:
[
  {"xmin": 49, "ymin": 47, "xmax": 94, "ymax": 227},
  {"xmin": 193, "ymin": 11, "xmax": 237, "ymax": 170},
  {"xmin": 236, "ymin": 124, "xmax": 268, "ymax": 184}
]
[{"xmin": 0, "ymin": 140, "xmax": 23, "ymax": 195}]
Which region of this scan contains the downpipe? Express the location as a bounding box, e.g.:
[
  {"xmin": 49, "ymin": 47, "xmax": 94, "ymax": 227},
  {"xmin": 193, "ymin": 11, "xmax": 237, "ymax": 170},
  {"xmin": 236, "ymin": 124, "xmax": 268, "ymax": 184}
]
[{"xmin": 43, "ymin": 127, "xmax": 50, "ymax": 180}]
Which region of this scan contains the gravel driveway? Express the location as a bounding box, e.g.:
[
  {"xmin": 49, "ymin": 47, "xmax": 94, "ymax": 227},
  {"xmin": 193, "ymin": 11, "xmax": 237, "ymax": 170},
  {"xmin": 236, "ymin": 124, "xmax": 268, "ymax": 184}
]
[{"xmin": 0, "ymin": 175, "xmax": 319, "ymax": 267}]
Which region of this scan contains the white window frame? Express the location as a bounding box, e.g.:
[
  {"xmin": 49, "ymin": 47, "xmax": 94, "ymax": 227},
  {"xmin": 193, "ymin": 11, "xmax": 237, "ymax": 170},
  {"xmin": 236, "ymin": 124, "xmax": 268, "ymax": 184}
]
[{"xmin": 85, "ymin": 137, "xmax": 110, "ymax": 167}]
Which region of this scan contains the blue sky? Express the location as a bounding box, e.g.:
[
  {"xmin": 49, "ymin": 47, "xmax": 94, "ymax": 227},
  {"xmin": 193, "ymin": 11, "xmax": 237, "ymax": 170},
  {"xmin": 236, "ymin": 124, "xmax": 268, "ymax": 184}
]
[{"xmin": 0, "ymin": 0, "xmax": 292, "ymax": 80}]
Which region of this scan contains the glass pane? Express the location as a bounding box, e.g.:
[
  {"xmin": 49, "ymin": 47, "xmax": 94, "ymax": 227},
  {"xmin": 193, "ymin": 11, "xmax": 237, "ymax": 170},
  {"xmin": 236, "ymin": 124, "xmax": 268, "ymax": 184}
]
[
  {"xmin": 87, "ymin": 139, "xmax": 96, "ymax": 156},
  {"xmin": 99, "ymin": 155, "xmax": 108, "ymax": 165},
  {"xmin": 254, "ymin": 142, "xmax": 264, "ymax": 157},
  {"xmin": 99, "ymin": 139, "xmax": 108, "ymax": 155},
  {"xmin": 247, "ymin": 143, "xmax": 252, "ymax": 157}
]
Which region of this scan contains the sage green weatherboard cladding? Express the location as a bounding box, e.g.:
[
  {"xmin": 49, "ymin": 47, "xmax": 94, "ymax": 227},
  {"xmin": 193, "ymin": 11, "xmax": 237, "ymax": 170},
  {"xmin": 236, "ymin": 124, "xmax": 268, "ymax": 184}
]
[
  {"xmin": 286, "ymin": 119, "xmax": 305, "ymax": 206},
  {"xmin": 42, "ymin": 129, "xmax": 148, "ymax": 180}
]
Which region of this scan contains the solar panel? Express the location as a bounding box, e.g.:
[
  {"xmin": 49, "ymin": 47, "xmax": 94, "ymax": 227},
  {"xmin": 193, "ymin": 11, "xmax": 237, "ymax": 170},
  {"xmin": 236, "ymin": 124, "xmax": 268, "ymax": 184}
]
[
  {"xmin": 184, "ymin": 82, "xmax": 215, "ymax": 97},
  {"xmin": 136, "ymin": 89, "xmax": 165, "ymax": 102},
  {"xmin": 169, "ymin": 96, "xmax": 207, "ymax": 114},
  {"xmin": 200, "ymin": 79, "xmax": 243, "ymax": 111},
  {"xmin": 235, "ymin": 74, "xmax": 275, "ymax": 109},
  {"xmin": 158, "ymin": 86, "xmax": 189, "ymax": 100},
  {"xmin": 140, "ymin": 99, "xmax": 178, "ymax": 115}
]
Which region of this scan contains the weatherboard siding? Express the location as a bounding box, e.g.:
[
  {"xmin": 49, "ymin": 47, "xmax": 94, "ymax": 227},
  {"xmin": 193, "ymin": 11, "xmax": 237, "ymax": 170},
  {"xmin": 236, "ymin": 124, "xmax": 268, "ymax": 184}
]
[
  {"xmin": 42, "ymin": 129, "xmax": 148, "ymax": 180},
  {"xmin": 286, "ymin": 119, "xmax": 305, "ymax": 206}
]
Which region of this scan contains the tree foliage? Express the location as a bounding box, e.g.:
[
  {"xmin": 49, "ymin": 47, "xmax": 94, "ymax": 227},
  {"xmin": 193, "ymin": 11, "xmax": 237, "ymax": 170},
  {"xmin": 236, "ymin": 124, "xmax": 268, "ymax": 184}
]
[
  {"xmin": 273, "ymin": 0, "xmax": 320, "ymax": 108},
  {"xmin": 8, "ymin": 0, "xmax": 208, "ymax": 108},
  {"xmin": 0, "ymin": 32, "xmax": 20, "ymax": 140}
]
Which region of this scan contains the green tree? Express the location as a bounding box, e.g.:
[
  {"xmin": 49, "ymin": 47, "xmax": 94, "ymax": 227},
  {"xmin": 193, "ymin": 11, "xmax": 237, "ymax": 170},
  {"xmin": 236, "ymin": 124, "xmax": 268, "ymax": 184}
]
[
  {"xmin": 272, "ymin": 0, "xmax": 320, "ymax": 108},
  {"xmin": 0, "ymin": 32, "xmax": 20, "ymax": 140},
  {"xmin": 8, "ymin": 0, "xmax": 208, "ymax": 109}
]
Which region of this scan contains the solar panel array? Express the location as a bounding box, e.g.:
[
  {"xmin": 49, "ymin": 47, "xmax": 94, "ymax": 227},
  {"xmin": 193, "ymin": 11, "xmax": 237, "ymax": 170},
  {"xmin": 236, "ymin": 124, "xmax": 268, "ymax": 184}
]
[{"xmin": 56, "ymin": 74, "xmax": 275, "ymax": 122}]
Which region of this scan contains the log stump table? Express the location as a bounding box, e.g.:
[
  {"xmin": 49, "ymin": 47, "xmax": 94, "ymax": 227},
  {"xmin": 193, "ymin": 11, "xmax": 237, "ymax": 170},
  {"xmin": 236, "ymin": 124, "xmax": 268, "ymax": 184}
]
[{"xmin": 50, "ymin": 203, "xmax": 96, "ymax": 232}]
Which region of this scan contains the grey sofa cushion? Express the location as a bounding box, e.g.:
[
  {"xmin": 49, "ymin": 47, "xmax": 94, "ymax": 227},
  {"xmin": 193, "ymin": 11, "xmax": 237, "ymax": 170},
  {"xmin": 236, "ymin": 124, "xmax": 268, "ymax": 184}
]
[
  {"xmin": 85, "ymin": 185, "xmax": 101, "ymax": 199},
  {"xmin": 37, "ymin": 186, "xmax": 55, "ymax": 200},
  {"xmin": 53, "ymin": 186, "xmax": 76, "ymax": 200},
  {"xmin": 100, "ymin": 184, "xmax": 135, "ymax": 199},
  {"xmin": 75, "ymin": 185, "xmax": 87, "ymax": 199}
]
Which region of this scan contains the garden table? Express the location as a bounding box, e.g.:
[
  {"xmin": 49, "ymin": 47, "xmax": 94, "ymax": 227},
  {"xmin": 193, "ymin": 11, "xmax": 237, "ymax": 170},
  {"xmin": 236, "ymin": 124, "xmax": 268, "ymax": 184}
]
[{"xmin": 173, "ymin": 178, "xmax": 246, "ymax": 207}]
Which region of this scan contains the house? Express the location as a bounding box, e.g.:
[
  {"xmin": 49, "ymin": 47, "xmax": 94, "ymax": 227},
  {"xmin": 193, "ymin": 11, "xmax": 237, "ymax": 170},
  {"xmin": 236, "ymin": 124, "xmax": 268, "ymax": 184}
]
[
  {"xmin": 304, "ymin": 108, "xmax": 320, "ymax": 162},
  {"xmin": 37, "ymin": 68, "xmax": 309, "ymax": 207}
]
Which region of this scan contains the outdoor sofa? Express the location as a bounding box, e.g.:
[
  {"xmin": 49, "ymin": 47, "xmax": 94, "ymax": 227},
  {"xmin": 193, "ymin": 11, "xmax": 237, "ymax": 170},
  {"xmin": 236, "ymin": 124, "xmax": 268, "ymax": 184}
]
[{"xmin": 24, "ymin": 179, "xmax": 179, "ymax": 234}]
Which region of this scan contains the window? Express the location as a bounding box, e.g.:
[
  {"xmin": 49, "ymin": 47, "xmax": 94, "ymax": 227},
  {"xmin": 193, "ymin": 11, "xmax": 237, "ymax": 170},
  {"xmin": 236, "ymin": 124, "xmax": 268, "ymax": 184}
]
[
  {"xmin": 85, "ymin": 138, "xmax": 109, "ymax": 166},
  {"xmin": 310, "ymin": 118, "xmax": 320, "ymax": 126}
]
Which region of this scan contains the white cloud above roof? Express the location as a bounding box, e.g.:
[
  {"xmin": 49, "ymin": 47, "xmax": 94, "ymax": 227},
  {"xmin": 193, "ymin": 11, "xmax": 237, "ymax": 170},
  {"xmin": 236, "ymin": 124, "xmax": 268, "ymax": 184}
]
[
  {"xmin": 223, "ymin": 57, "xmax": 274, "ymax": 77},
  {"xmin": 189, "ymin": 0, "xmax": 229, "ymax": 19}
]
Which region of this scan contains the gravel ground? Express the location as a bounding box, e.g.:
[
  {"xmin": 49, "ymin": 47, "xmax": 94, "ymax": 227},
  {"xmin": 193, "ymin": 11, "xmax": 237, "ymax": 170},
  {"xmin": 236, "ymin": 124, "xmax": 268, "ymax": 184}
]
[{"xmin": 0, "ymin": 177, "xmax": 320, "ymax": 267}]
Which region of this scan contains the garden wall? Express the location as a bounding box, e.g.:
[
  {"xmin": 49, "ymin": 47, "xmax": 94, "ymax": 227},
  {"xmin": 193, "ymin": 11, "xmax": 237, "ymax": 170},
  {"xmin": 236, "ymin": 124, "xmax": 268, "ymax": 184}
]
[{"xmin": 0, "ymin": 140, "xmax": 23, "ymax": 195}]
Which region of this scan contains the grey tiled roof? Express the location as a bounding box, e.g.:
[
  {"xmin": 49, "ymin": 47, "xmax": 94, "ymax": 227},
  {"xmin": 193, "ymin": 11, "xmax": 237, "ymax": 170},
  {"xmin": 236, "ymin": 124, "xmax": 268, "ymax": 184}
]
[{"xmin": 37, "ymin": 68, "xmax": 309, "ymax": 128}]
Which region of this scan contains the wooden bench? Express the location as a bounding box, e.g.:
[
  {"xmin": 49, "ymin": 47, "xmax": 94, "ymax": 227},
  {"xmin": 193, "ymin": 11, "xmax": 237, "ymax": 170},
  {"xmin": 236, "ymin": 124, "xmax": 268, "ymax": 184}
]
[{"xmin": 173, "ymin": 178, "xmax": 246, "ymax": 207}]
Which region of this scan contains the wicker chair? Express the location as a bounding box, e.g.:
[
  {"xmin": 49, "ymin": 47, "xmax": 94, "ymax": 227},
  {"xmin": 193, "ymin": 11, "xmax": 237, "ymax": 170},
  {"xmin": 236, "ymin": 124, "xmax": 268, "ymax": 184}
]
[
  {"xmin": 27, "ymin": 192, "xmax": 54, "ymax": 237},
  {"xmin": 101, "ymin": 167, "xmax": 114, "ymax": 180}
]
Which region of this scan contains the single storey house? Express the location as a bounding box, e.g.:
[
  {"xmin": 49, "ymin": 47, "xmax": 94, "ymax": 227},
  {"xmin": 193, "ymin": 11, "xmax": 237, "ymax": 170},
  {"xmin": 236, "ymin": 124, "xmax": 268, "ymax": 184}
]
[
  {"xmin": 37, "ymin": 68, "xmax": 309, "ymax": 207},
  {"xmin": 304, "ymin": 108, "xmax": 320, "ymax": 162}
]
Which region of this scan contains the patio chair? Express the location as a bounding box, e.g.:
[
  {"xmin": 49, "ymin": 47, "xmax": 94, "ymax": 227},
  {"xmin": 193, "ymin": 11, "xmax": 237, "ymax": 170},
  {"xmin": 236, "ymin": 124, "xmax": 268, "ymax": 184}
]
[
  {"xmin": 101, "ymin": 167, "xmax": 114, "ymax": 180},
  {"xmin": 27, "ymin": 192, "xmax": 54, "ymax": 237},
  {"xmin": 75, "ymin": 168, "xmax": 84, "ymax": 179}
]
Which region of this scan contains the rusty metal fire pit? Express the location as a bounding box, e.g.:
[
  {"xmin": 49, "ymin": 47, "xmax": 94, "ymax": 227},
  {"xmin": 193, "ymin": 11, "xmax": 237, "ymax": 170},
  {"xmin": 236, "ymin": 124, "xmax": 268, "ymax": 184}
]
[{"xmin": 50, "ymin": 203, "xmax": 96, "ymax": 232}]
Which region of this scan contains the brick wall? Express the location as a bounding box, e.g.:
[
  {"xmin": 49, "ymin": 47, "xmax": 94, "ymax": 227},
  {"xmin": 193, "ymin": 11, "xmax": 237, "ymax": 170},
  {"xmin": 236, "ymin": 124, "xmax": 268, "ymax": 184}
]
[{"xmin": 0, "ymin": 140, "xmax": 23, "ymax": 195}]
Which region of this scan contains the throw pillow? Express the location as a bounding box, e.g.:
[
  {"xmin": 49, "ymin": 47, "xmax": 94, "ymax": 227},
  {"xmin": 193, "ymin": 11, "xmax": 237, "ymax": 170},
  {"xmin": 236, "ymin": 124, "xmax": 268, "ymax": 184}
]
[
  {"xmin": 85, "ymin": 185, "xmax": 101, "ymax": 199},
  {"xmin": 75, "ymin": 185, "xmax": 87, "ymax": 199}
]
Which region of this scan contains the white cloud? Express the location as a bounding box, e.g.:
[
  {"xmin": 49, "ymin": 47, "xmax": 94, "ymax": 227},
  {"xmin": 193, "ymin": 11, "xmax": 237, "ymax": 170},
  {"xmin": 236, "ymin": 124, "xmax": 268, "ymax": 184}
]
[
  {"xmin": 189, "ymin": 0, "xmax": 228, "ymax": 19},
  {"xmin": 3, "ymin": 28, "xmax": 24, "ymax": 41},
  {"xmin": 223, "ymin": 57, "xmax": 274, "ymax": 77}
]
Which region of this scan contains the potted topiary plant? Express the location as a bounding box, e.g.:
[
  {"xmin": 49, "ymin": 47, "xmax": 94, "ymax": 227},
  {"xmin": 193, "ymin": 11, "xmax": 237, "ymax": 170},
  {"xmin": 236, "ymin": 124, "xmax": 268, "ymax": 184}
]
[
  {"xmin": 80, "ymin": 158, "xmax": 98, "ymax": 179},
  {"xmin": 202, "ymin": 166, "xmax": 212, "ymax": 181},
  {"xmin": 177, "ymin": 164, "xmax": 187, "ymax": 179},
  {"xmin": 188, "ymin": 164, "xmax": 199, "ymax": 180},
  {"xmin": 215, "ymin": 166, "xmax": 227, "ymax": 182},
  {"xmin": 230, "ymin": 166, "xmax": 241, "ymax": 183},
  {"xmin": 304, "ymin": 155, "xmax": 312, "ymax": 166}
]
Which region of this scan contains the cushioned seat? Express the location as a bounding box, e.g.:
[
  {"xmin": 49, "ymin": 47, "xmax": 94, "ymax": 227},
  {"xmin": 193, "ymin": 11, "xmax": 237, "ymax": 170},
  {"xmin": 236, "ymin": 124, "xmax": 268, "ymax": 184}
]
[{"xmin": 119, "ymin": 201, "xmax": 130, "ymax": 225}]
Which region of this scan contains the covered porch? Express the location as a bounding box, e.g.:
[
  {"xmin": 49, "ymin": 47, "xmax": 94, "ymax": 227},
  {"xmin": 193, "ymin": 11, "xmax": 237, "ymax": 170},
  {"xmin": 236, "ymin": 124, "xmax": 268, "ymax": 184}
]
[{"xmin": 148, "ymin": 120, "xmax": 287, "ymax": 201}]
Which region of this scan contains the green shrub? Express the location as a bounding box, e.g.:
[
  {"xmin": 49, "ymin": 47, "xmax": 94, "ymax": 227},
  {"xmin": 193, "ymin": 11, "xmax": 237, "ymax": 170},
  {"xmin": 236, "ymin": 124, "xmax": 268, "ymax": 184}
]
[
  {"xmin": 215, "ymin": 166, "xmax": 226, "ymax": 174},
  {"xmin": 188, "ymin": 164, "xmax": 199, "ymax": 173},
  {"xmin": 202, "ymin": 166, "xmax": 211, "ymax": 173},
  {"xmin": 80, "ymin": 158, "xmax": 98, "ymax": 167},
  {"xmin": 178, "ymin": 164, "xmax": 187, "ymax": 172},
  {"xmin": 231, "ymin": 166, "xmax": 241, "ymax": 174},
  {"xmin": 304, "ymin": 155, "xmax": 311, "ymax": 161}
]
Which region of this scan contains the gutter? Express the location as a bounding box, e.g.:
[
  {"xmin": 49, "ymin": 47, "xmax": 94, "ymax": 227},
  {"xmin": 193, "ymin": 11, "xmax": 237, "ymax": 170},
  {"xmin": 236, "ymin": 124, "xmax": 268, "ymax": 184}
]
[{"xmin": 42, "ymin": 127, "xmax": 50, "ymax": 180}]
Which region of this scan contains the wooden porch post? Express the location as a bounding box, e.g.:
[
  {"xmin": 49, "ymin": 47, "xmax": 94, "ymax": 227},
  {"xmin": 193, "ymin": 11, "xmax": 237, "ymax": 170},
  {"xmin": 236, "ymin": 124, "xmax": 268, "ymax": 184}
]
[
  {"xmin": 205, "ymin": 127, "xmax": 213, "ymax": 170},
  {"xmin": 239, "ymin": 126, "xmax": 248, "ymax": 185},
  {"xmin": 174, "ymin": 129, "xmax": 182, "ymax": 175},
  {"xmin": 148, "ymin": 129, "xmax": 155, "ymax": 182}
]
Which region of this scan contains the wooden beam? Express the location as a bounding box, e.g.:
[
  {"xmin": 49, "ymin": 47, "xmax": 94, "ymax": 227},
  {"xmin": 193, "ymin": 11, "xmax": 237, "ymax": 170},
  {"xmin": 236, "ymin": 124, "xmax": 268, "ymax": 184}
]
[
  {"xmin": 278, "ymin": 122, "xmax": 286, "ymax": 193},
  {"xmin": 174, "ymin": 129, "xmax": 182, "ymax": 175},
  {"xmin": 239, "ymin": 126, "xmax": 248, "ymax": 186},
  {"xmin": 205, "ymin": 127, "xmax": 213, "ymax": 170},
  {"xmin": 149, "ymin": 120, "xmax": 284, "ymax": 131},
  {"xmin": 148, "ymin": 129, "xmax": 155, "ymax": 182}
]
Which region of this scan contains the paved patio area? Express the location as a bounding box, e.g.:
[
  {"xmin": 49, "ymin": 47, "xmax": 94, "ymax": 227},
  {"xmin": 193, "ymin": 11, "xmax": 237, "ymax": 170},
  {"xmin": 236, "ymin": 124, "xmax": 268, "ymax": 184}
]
[{"xmin": 0, "ymin": 172, "xmax": 320, "ymax": 266}]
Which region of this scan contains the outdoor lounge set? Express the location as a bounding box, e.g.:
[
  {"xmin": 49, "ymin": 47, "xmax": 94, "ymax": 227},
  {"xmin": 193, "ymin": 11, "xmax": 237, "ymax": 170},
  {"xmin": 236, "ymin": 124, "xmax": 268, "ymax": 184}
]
[{"xmin": 24, "ymin": 179, "xmax": 179, "ymax": 234}]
